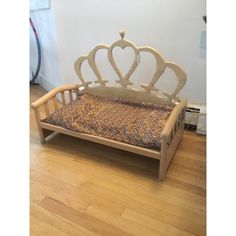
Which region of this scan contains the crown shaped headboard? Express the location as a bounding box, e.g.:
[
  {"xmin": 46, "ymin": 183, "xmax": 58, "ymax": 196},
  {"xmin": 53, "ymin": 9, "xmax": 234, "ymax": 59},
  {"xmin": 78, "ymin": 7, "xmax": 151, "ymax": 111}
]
[{"xmin": 74, "ymin": 31, "xmax": 187, "ymax": 104}]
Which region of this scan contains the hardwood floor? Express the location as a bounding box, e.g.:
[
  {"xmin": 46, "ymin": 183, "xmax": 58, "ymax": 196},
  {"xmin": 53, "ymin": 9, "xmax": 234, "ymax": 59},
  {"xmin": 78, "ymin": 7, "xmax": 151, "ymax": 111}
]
[{"xmin": 30, "ymin": 85, "xmax": 206, "ymax": 236}]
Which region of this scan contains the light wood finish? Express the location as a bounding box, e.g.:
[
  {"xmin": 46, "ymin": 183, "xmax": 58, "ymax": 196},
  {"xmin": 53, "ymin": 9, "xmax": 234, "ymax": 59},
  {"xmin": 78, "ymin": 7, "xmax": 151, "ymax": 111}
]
[
  {"xmin": 32, "ymin": 92, "xmax": 185, "ymax": 180},
  {"xmin": 61, "ymin": 91, "xmax": 66, "ymax": 106},
  {"xmin": 161, "ymin": 99, "xmax": 187, "ymax": 141},
  {"xmin": 52, "ymin": 96, "xmax": 58, "ymax": 111},
  {"xmin": 31, "ymin": 84, "xmax": 79, "ymax": 146},
  {"xmin": 31, "ymin": 84, "xmax": 80, "ymax": 109},
  {"xmin": 85, "ymin": 86, "xmax": 175, "ymax": 105},
  {"xmin": 159, "ymin": 122, "xmax": 184, "ymax": 181},
  {"xmin": 40, "ymin": 122, "xmax": 161, "ymax": 160},
  {"xmin": 30, "ymin": 86, "xmax": 206, "ymax": 236},
  {"xmin": 33, "ymin": 108, "xmax": 45, "ymax": 144},
  {"xmin": 43, "ymin": 102, "xmax": 49, "ymax": 117},
  {"xmin": 31, "ymin": 33, "xmax": 187, "ymax": 180},
  {"xmin": 69, "ymin": 90, "xmax": 73, "ymax": 103},
  {"xmin": 74, "ymin": 31, "xmax": 187, "ymax": 103}
]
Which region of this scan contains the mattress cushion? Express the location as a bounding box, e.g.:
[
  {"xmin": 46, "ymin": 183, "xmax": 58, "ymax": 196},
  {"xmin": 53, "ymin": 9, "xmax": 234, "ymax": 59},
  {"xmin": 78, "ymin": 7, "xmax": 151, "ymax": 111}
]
[{"xmin": 42, "ymin": 93, "xmax": 175, "ymax": 149}]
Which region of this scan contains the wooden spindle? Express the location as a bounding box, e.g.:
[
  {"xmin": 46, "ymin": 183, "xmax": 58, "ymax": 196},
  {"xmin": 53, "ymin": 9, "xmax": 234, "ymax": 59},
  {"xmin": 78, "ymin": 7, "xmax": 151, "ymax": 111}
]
[
  {"xmin": 180, "ymin": 112, "xmax": 183, "ymax": 122},
  {"xmin": 175, "ymin": 121, "xmax": 178, "ymax": 131},
  {"xmin": 44, "ymin": 102, "xmax": 50, "ymax": 116},
  {"xmin": 69, "ymin": 90, "xmax": 73, "ymax": 103},
  {"xmin": 52, "ymin": 96, "xmax": 58, "ymax": 111},
  {"xmin": 73, "ymin": 90, "xmax": 78, "ymax": 99},
  {"xmin": 34, "ymin": 107, "xmax": 41, "ymax": 121},
  {"xmin": 182, "ymin": 109, "xmax": 185, "ymax": 121},
  {"xmin": 61, "ymin": 91, "xmax": 66, "ymax": 106},
  {"xmin": 171, "ymin": 129, "xmax": 174, "ymax": 143}
]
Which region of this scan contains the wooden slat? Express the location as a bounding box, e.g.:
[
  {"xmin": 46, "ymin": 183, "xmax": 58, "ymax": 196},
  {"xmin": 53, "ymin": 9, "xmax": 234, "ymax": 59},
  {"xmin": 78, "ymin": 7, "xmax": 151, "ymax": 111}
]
[
  {"xmin": 73, "ymin": 90, "xmax": 79, "ymax": 99},
  {"xmin": 178, "ymin": 114, "xmax": 181, "ymax": 126},
  {"xmin": 69, "ymin": 90, "xmax": 73, "ymax": 102},
  {"xmin": 161, "ymin": 99, "xmax": 187, "ymax": 139},
  {"xmin": 34, "ymin": 107, "xmax": 41, "ymax": 121},
  {"xmin": 175, "ymin": 121, "xmax": 178, "ymax": 132},
  {"xmin": 179, "ymin": 111, "xmax": 182, "ymax": 122},
  {"xmin": 44, "ymin": 102, "xmax": 50, "ymax": 116},
  {"xmin": 165, "ymin": 125, "xmax": 183, "ymax": 171},
  {"xmin": 31, "ymin": 84, "xmax": 79, "ymax": 109},
  {"xmin": 61, "ymin": 91, "xmax": 66, "ymax": 106},
  {"xmin": 52, "ymin": 96, "xmax": 58, "ymax": 111},
  {"xmin": 39, "ymin": 122, "xmax": 161, "ymax": 160}
]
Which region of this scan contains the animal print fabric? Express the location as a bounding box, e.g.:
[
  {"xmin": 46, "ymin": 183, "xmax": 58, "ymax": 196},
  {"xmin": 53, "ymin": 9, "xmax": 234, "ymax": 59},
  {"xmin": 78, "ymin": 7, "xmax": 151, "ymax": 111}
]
[{"xmin": 42, "ymin": 93, "xmax": 175, "ymax": 149}]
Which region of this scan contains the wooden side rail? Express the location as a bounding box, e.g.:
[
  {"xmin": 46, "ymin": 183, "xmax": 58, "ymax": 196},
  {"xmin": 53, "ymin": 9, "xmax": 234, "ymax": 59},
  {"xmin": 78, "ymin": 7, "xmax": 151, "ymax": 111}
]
[
  {"xmin": 31, "ymin": 84, "xmax": 80, "ymax": 143},
  {"xmin": 161, "ymin": 99, "xmax": 187, "ymax": 142},
  {"xmin": 31, "ymin": 83, "xmax": 186, "ymax": 181},
  {"xmin": 158, "ymin": 99, "xmax": 187, "ymax": 180},
  {"xmin": 31, "ymin": 84, "xmax": 80, "ymax": 109}
]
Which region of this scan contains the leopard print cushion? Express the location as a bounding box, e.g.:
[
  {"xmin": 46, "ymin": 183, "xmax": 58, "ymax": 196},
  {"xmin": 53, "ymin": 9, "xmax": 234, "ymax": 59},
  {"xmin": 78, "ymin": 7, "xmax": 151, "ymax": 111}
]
[{"xmin": 42, "ymin": 93, "xmax": 175, "ymax": 149}]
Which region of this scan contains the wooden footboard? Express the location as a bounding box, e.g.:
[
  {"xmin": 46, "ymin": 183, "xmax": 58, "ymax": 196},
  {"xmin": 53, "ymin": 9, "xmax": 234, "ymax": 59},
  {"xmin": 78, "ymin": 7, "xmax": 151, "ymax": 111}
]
[
  {"xmin": 158, "ymin": 99, "xmax": 187, "ymax": 180},
  {"xmin": 31, "ymin": 84, "xmax": 80, "ymax": 143}
]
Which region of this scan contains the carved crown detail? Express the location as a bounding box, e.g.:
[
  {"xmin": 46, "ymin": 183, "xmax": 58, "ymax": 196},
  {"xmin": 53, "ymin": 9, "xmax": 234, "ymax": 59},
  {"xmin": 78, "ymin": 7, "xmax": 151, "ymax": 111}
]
[{"xmin": 74, "ymin": 31, "xmax": 187, "ymax": 102}]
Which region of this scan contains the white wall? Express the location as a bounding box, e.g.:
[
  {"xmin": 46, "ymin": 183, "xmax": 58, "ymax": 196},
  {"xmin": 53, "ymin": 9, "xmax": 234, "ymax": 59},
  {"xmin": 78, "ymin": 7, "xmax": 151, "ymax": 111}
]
[
  {"xmin": 49, "ymin": 0, "xmax": 206, "ymax": 104},
  {"xmin": 30, "ymin": 7, "xmax": 60, "ymax": 90}
]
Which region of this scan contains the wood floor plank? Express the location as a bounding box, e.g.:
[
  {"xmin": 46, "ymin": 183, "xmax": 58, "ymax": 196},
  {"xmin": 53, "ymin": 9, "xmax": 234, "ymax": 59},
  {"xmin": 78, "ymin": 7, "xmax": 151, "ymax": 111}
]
[
  {"xmin": 167, "ymin": 167, "xmax": 206, "ymax": 189},
  {"xmin": 122, "ymin": 208, "xmax": 196, "ymax": 236},
  {"xmin": 82, "ymin": 177, "xmax": 206, "ymax": 215},
  {"xmin": 30, "ymin": 215, "xmax": 40, "ymax": 225},
  {"xmin": 31, "ymin": 221, "xmax": 64, "ymax": 236},
  {"xmin": 31, "ymin": 143, "xmax": 205, "ymax": 233},
  {"xmin": 31, "ymin": 169, "xmax": 124, "ymax": 215},
  {"xmin": 31, "ymin": 203, "xmax": 100, "ymax": 236},
  {"xmin": 85, "ymin": 205, "xmax": 165, "ymax": 236},
  {"xmin": 165, "ymin": 177, "xmax": 206, "ymax": 197},
  {"xmin": 175, "ymin": 150, "xmax": 206, "ymax": 162},
  {"xmin": 35, "ymin": 143, "xmax": 205, "ymax": 198},
  {"xmin": 31, "ymin": 154, "xmax": 86, "ymax": 188},
  {"xmin": 79, "ymin": 181, "xmax": 206, "ymax": 225},
  {"xmin": 172, "ymin": 154, "xmax": 206, "ymax": 172},
  {"xmin": 30, "ymin": 231, "xmax": 41, "ymax": 236},
  {"xmin": 32, "ymin": 149, "xmax": 205, "ymax": 215},
  {"xmin": 39, "ymin": 197, "xmax": 131, "ymax": 236},
  {"xmin": 31, "ymin": 182, "xmax": 89, "ymax": 213}
]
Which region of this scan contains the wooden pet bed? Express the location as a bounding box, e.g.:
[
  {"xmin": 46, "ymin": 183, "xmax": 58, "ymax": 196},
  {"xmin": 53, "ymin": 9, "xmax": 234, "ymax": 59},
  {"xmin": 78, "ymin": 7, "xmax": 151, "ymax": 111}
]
[{"xmin": 31, "ymin": 31, "xmax": 187, "ymax": 180}]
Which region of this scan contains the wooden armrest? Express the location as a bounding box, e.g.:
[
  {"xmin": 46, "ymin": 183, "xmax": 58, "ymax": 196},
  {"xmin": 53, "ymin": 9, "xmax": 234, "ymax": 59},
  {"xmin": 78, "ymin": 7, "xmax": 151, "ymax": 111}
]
[
  {"xmin": 31, "ymin": 84, "xmax": 80, "ymax": 109},
  {"xmin": 161, "ymin": 99, "xmax": 187, "ymax": 141}
]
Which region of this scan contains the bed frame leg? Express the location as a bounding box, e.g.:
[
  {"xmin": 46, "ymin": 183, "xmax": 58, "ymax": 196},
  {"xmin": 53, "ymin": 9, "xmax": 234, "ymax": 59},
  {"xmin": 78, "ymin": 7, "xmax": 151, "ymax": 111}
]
[
  {"xmin": 158, "ymin": 140, "xmax": 168, "ymax": 181},
  {"xmin": 33, "ymin": 109, "xmax": 46, "ymax": 144},
  {"xmin": 33, "ymin": 108, "xmax": 52, "ymax": 144},
  {"xmin": 39, "ymin": 128, "xmax": 46, "ymax": 144},
  {"xmin": 37, "ymin": 127, "xmax": 56, "ymax": 144},
  {"xmin": 39, "ymin": 128, "xmax": 55, "ymax": 144},
  {"xmin": 158, "ymin": 122, "xmax": 185, "ymax": 181}
]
